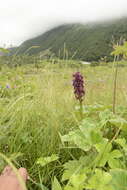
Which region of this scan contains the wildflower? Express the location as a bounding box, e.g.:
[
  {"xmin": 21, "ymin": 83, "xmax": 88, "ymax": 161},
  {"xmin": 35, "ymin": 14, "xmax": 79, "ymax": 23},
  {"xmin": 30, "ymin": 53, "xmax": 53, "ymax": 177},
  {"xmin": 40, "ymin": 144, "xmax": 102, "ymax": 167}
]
[
  {"xmin": 6, "ymin": 84, "xmax": 11, "ymax": 89},
  {"xmin": 72, "ymin": 72, "xmax": 85, "ymax": 103}
]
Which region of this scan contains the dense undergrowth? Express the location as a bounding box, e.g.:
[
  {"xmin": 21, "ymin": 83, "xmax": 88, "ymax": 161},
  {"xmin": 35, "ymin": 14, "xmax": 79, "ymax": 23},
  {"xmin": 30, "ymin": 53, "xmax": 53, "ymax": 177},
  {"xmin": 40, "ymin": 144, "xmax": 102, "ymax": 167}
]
[{"xmin": 0, "ymin": 62, "xmax": 127, "ymax": 189}]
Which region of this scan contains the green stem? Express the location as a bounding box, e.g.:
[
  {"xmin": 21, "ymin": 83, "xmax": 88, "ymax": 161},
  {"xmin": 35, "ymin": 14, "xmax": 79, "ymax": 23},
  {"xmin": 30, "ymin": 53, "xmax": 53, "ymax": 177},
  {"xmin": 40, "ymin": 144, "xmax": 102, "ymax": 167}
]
[
  {"xmin": 113, "ymin": 56, "xmax": 119, "ymax": 114},
  {"xmin": 79, "ymin": 101, "xmax": 83, "ymax": 120}
]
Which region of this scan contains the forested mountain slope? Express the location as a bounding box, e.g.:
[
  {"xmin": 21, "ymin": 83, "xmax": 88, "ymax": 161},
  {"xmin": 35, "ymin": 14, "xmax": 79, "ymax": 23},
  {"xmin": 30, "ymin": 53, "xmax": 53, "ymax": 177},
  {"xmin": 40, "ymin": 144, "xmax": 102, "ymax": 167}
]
[{"xmin": 13, "ymin": 18, "xmax": 127, "ymax": 61}]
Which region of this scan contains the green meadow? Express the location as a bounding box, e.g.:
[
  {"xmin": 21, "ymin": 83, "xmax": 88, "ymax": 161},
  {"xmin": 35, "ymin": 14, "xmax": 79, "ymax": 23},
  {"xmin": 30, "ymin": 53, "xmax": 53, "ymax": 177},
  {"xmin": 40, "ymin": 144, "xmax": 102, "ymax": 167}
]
[{"xmin": 0, "ymin": 61, "xmax": 127, "ymax": 190}]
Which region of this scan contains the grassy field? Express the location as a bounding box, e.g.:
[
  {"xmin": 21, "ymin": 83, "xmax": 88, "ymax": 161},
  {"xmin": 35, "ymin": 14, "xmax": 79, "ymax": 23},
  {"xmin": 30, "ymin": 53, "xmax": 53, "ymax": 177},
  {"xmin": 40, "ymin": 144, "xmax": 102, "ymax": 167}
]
[{"xmin": 0, "ymin": 62, "xmax": 127, "ymax": 189}]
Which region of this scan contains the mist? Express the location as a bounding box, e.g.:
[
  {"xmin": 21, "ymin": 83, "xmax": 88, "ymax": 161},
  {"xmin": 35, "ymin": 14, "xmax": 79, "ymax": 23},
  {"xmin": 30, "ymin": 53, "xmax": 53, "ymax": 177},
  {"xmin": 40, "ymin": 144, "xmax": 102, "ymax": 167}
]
[{"xmin": 0, "ymin": 0, "xmax": 127, "ymax": 47}]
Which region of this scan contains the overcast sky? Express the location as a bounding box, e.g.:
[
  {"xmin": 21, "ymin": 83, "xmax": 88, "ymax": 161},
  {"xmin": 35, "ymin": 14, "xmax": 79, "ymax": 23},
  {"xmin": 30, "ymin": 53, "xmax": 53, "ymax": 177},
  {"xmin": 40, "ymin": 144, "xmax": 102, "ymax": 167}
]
[{"xmin": 0, "ymin": 0, "xmax": 127, "ymax": 47}]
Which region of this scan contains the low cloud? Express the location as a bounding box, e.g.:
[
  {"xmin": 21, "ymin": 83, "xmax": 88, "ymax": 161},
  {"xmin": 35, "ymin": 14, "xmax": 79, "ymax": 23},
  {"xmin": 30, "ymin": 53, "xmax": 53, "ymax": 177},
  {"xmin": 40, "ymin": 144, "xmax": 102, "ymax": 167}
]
[{"xmin": 0, "ymin": 0, "xmax": 127, "ymax": 47}]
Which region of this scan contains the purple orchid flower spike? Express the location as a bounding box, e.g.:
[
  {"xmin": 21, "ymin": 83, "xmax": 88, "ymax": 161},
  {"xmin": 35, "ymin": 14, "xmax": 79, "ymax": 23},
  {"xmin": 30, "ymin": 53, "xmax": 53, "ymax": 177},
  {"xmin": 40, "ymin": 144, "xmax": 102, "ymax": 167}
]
[{"xmin": 72, "ymin": 72, "xmax": 85, "ymax": 103}]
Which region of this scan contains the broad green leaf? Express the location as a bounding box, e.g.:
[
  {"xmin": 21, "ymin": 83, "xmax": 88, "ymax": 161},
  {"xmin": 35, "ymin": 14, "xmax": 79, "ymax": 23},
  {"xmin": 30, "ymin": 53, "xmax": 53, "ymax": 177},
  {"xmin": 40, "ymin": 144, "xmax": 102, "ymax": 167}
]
[
  {"xmin": 115, "ymin": 138, "xmax": 127, "ymax": 152},
  {"xmin": 109, "ymin": 118, "xmax": 127, "ymax": 131},
  {"xmin": 86, "ymin": 169, "xmax": 112, "ymax": 190},
  {"xmin": 95, "ymin": 140, "xmax": 113, "ymax": 167},
  {"xmin": 83, "ymin": 104, "xmax": 109, "ymax": 114},
  {"xmin": 62, "ymin": 159, "xmax": 81, "ymax": 181},
  {"xmin": 115, "ymin": 138, "xmax": 126, "ymax": 147},
  {"xmin": 36, "ymin": 154, "xmax": 58, "ymax": 167},
  {"xmin": 110, "ymin": 169, "xmax": 127, "ymax": 190},
  {"xmin": 95, "ymin": 145, "xmax": 123, "ymax": 168},
  {"xmin": 52, "ymin": 177, "xmax": 62, "ymax": 190},
  {"xmin": 61, "ymin": 129, "xmax": 92, "ymax": 151},
  {"xmin": 61, "ymin": 130, "xmax": 79, "ymax": 142},
  {"xmin": 71, "ymin": 130, "xmax": 92, "ymax": 151},
  {"xmin": 96, "ymin": 152, "xmax": 110, "ymax": 167},
  {"xmin": 90, "ymin": 130, "xmax": 103, "ymax": 144},
  {"xmin": 111, "ymin": 42, "xmax": 127, "ymax": 58},
  {"xmin": 109, "ymin": 150, "xmax": 122, "ymax": 159},
  {"xmin": 62, "ymin": 154, "xmax": 96, "ymax": 181},
  {"xmin": 99, "ymin": 109, "xmax": 114, "ymax": 122},
  {"xmin": 108, "ymin": 158, "xmax": 122, "ymax": 169},
  {"xmin": 61, "ymin": 119, "xmax": 103, "ymax": 151},
  {"xmin": 95, "ymin": 139, "xmax": 112, "ymax": 153},
  {"xmin": 69, "ymin": 174, "xmax": 86, "ymax": 188},
  {"xmin": 79, "ymin": 119, "xmax": 96, "ymax": 135}
]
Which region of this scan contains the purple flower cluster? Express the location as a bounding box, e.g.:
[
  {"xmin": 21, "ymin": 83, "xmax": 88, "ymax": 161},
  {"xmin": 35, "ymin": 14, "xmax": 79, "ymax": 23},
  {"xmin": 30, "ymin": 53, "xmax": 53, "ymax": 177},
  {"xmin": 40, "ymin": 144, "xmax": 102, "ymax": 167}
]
[
  {"xmin": 0, "ymin": 84, "xmax": 13, "ymax": 89},
  {"xmin": 72, "ymin": 72, "xmax": 85, "ymax": 103},
  {"xmin": 6, "ymin": 84, "xmax": 11, "ymax": 89}
]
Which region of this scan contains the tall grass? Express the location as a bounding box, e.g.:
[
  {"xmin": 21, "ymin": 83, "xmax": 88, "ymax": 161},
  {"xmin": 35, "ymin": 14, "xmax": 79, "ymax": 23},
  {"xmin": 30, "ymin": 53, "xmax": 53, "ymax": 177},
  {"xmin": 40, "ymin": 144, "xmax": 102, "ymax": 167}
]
[{"xmin": 0, "ymin": 62, "xmax": 127, "ymax": 189}]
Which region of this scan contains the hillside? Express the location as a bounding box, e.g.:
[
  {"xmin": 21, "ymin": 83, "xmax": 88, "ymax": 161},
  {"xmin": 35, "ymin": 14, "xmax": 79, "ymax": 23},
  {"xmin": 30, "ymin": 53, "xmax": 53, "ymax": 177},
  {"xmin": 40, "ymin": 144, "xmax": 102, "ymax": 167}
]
[{"xmin": 13, "ymin": 18, "xmax": 127, "ymax": 61}]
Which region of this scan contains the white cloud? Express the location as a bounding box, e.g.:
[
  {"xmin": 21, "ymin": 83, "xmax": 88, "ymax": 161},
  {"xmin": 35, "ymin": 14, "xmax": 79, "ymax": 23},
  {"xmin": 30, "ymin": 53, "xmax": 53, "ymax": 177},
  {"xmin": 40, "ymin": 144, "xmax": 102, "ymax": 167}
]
[{"xmin": 0, "ymin": 0, "xmax": 127, "ymax": 47}]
